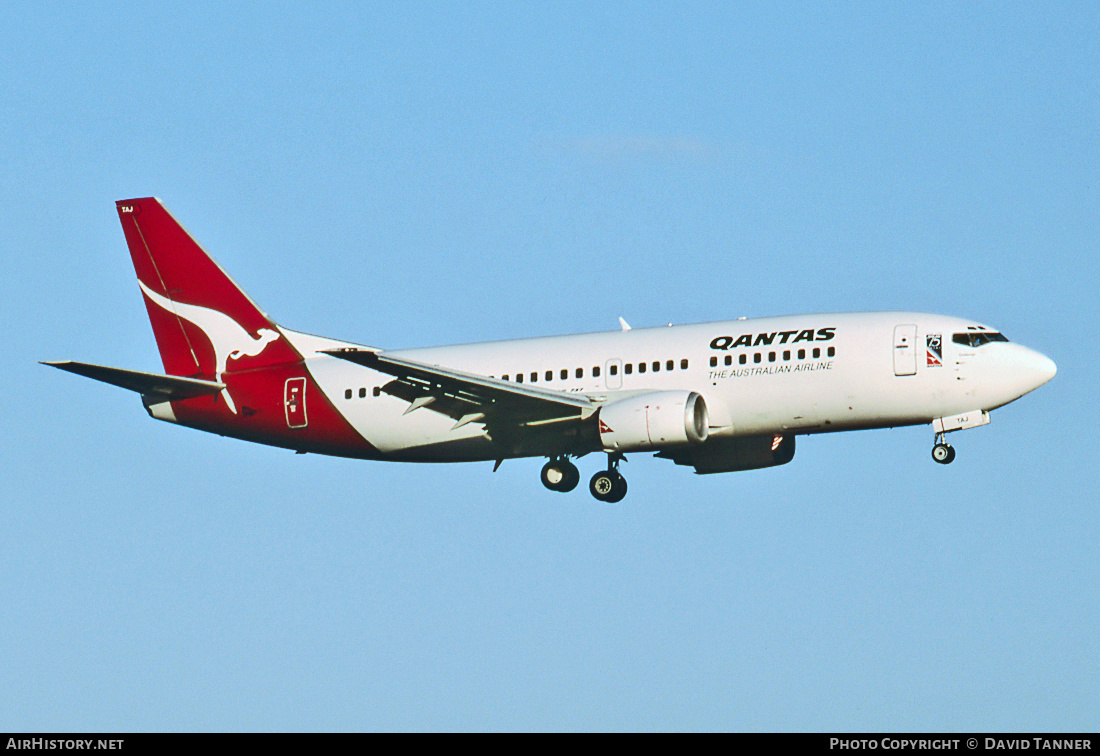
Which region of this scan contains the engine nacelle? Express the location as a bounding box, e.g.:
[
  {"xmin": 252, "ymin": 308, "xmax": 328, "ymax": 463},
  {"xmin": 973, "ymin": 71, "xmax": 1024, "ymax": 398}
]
[
  {"xmin": 658, "ymin": 434, "xmax": 796, "ymax": 474},
  {"xmin": 597, "ymin": 391, "xmax": 709, "ymax": 452}
]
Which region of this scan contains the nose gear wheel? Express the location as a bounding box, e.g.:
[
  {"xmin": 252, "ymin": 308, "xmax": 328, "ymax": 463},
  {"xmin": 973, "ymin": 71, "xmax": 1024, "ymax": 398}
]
[{"xmin": 931, "ymin": 432, "xmax": 956, "ymax": 464}]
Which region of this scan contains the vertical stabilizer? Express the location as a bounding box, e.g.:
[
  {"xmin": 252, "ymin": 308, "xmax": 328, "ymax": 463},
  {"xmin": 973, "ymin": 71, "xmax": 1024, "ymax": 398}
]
[{"xmin": 115, "ymin": 198, "xmax": 302, "ymax": 411}]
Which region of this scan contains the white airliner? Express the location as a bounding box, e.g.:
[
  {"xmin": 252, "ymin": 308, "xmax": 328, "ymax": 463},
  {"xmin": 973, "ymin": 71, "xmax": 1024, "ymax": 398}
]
[{"xmin": 44, "ymin": 198, "xmax": 1056, "ymax": 502}]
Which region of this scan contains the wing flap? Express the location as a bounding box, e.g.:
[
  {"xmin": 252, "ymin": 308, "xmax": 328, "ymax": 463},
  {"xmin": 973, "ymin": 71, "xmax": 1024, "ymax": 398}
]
[
  {"xmin": 42, "ymin": 361, "xmax": 225, "ymax": 400},
  {"xmin": 323, "ymin": 349, "xmax": 595, "ymax": 424},
  {"xmin": 379, "ymin": 376, "xmax": 481, "ymax": 421}
]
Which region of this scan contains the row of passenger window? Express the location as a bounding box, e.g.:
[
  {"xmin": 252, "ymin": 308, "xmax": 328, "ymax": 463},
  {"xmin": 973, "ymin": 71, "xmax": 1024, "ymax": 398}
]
[
  {"xmin": 499, "ymin": 358, "xmax": 690, "ymax": 384},
  {"xmin": 345, "ymin": 386, "xmax": 382, "ymax": 399},
  {"xmin": 616, "ymin": 358, "xmax": 689, "ymax": 377},
  {"xmin": 710, "ymin": 346, "xmax": 835, "ymax": 367},
  {"xmin": 343, "ymin": 356, "xmax": 702, "ymax": 399}
]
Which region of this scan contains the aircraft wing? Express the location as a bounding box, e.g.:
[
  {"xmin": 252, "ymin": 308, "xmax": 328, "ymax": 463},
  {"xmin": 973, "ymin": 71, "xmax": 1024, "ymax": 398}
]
[
  {"xmin": 323, "ymin": 349, "xmax": 596, "ymax": 427},
  {"xmin": 42, "ymin": 361, "xmax": 225, "ymax": 400}
]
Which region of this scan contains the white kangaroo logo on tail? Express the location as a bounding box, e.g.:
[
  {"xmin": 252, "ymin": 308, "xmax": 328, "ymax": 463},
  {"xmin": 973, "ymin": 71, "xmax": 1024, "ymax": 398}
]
[{"xmin": 139, "ymin": 280, "xmax": 281, "ymax": 414}]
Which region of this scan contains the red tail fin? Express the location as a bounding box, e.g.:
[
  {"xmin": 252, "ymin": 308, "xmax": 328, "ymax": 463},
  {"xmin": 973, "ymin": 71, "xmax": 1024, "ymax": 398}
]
[
  {"xmin": 114, "ymin": 198, "xmax": 376, "ymax": 456},
  {"xmin": 116, "ymin": 198, "xmax": 301, "ymax": 386}
]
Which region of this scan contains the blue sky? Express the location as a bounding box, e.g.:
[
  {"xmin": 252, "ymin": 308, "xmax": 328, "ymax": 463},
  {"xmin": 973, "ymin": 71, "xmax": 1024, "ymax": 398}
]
[{"xmin": 2, "ymin": 2, "xmax": 1097, "ymax": 731}]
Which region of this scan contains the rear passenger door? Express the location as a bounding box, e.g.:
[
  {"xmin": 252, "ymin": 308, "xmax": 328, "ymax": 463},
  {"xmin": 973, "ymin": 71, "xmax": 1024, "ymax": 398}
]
[{"xmin": 285, "ymin": 377, "xmax": 308, "ymax": 428}]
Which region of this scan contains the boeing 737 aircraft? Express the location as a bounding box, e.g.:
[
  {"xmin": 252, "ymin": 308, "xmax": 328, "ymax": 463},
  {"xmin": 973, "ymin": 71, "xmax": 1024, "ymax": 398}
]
[{"xmin": 44, "ymin": 198, "xmax": 1056, "ymax": 502}]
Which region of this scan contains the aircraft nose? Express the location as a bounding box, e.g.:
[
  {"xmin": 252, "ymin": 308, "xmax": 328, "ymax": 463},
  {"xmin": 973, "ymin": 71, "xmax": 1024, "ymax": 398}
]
[{"xmin": 1016, "ymin": 346, "xmax": 1057, "ymax": 392}]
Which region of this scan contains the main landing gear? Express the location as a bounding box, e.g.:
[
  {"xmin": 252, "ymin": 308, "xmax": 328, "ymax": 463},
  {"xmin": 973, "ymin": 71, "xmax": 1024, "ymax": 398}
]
[
  {"xmin": 541, "ymin": 457, "xmax": 580, "ymax": 493},
  {"xmin": 540, "ymin": 454, "xmax": 628, "ymax": 502},
  {"xmin": 589, "ymin": 465, "xmax": 628, "ymax": 503},
  {"xmin": 931, "ymin": 432, "xmax": 956, "ymax": 465}
]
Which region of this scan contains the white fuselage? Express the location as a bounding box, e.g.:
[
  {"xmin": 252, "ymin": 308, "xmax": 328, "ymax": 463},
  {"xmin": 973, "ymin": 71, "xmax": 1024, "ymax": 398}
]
[{"xmin": 286, "ymin": 311, "xmax": 1056, "ymax": 462}]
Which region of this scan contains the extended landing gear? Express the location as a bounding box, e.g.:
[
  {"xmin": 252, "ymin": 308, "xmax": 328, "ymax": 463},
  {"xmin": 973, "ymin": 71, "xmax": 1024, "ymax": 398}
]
[
  {"xmin": 931, "ymin": 433, "xmax": 956, "ymax": 465},
  {"xmin": 589, "ymin": 470, "xmax": 627, "ymax": 503},
  {"xmin": 541, "ymin": 457, "xmax": 580, "ymax": 493},
  {"xmin": 540, "ymin": 454, "xmax": 629, "ymax": 502},
  {"xmin": 589, "ymin": 454, "xmax": 628, "ymax": 503}
]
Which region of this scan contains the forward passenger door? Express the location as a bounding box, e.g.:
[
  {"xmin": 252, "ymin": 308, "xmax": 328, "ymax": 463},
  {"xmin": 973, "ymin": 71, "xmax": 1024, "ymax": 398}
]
[{"xmin": 893, "ymin": 325, "xmax": 917, "ymax": 376}]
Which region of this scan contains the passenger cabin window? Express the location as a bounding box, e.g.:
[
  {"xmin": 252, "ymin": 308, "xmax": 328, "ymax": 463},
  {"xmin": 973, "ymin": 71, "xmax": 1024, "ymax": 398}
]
[
  {"xmin": 625, "ymin": 364, "xmax": 633, "ymax": 375},
  {"xmin": 373, "ymin": 387, "xmax": 381, "ymax": 397},
  {"xmin": 593, "ymin": 366, "xmax": 601, "ymax": 377},
  {"xmin": 740, "ymin": 354, "xmax": 747, "ymax": 365},
  {"xmin": 576, "ymin": 367, "xmax": 583, "ymax": 378},
  {"xmin": 652, "ymin": 361, "xmax": 660, "ymax": 372},
  {"xmin": 530, "ymin": 372, "xmax": 537, "ymax": 382},
  {"xmin": 502, "ymin": 374, "xmax": 509, "ymax": 381},
  {"xmin": 561, "ymin": 369, "xmax": 568, "ymax": 380},
  {"xmin": 545, "ymin": 370, "xmax": 553, "ymax": 381},
  {"xmin": 710, "ymin": 356, "xmax": 718, "ymax": 367},
  {"xmin": 638, "ymin": 362, "xmax": 646, "ymax": 374},
  {"xmin": 812, "ymin": 347, "xmax": 820, "ymax": 359},
  {"xmin": 345, "ymin": 389, "xmax": 352, "ymax": 399},
  {"xmin": 798, "ymin": 349, "xmax": 806, "ymax": 359},
  {"xmin": 754, "ymin": 353, "xmax": 762, "ymax": 364},
  {"xmin": 516, "ymin": 374, "xmax": 523, "ymax": 383},
  {"xmin": 666, "ymin": 360, "xmax": 674, "ymax": 371},
  {"xmin": 827, "ymin": 346, "xmax": 835, "ymax": 357},
  {"xmin": 783, "ymin": 350, "xmax": 790, "ymax": 361},
  {"xmin": 952, "ymin": 331, "xmax": 1009, "ymax": 348}
]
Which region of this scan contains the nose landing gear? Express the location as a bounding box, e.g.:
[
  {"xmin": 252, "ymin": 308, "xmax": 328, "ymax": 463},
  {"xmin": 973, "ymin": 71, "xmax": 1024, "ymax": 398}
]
[{"xmin": 931, "ymin": 433, "xmax": 956, "ymax": 464}]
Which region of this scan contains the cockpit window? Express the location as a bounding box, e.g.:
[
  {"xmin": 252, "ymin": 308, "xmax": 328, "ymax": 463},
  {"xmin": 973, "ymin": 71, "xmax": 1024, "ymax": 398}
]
[{"xmin": 952, "ymin": 331, "xmax": 1009, "ymax": 348}]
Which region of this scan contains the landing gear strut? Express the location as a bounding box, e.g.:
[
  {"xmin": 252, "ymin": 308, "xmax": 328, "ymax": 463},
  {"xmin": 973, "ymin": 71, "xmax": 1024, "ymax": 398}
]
[
  {"xmin": 589, "ymin": 453, "xmax": 628, "ymax": 503},
  {"xmin": 931, "ymin": 433, "xmax": 956, "ymax": 465},
  {"xmin": 541, "ymin": 457, "xmax": 580, "ymax": 492}
]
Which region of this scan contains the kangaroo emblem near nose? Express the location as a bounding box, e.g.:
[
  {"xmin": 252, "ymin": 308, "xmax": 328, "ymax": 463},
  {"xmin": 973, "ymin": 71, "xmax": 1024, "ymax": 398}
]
[{"xmin": 138, "ymin": 280, "xmax": 280, "ymax": 413}]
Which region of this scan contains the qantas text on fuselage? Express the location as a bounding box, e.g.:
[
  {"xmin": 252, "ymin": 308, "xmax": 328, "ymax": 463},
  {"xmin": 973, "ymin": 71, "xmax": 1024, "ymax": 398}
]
[
  {"xmin": 710, "ymin": 328, "xmax": 835, "ymax": 350},
  {"xmin": 43, "ymin": 198, "xmax": 1056, "ymax": 502}
]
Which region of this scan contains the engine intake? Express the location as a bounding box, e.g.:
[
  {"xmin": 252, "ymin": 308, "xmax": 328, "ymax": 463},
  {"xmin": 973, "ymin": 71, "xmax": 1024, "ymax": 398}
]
[{"xmin": 597, "ymin": 391, "xmax": 709, "ymax": 452}]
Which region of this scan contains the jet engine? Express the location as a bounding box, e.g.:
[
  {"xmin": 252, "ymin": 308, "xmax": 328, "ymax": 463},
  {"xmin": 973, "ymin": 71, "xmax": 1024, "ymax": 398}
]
[
  {"xmin": 597, "ymin": 391, "xmax": 709, "ymax": 452},
  {"xmin": 657, "ymin": 433, "xmax": 796, "ymax": 474}
]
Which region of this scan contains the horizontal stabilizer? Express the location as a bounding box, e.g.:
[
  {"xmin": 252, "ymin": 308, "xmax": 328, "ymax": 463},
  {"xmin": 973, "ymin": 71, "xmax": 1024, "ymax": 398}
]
[{"xmin": 41, "ymin": 361, "xmax": 225, "ymax": 400}]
